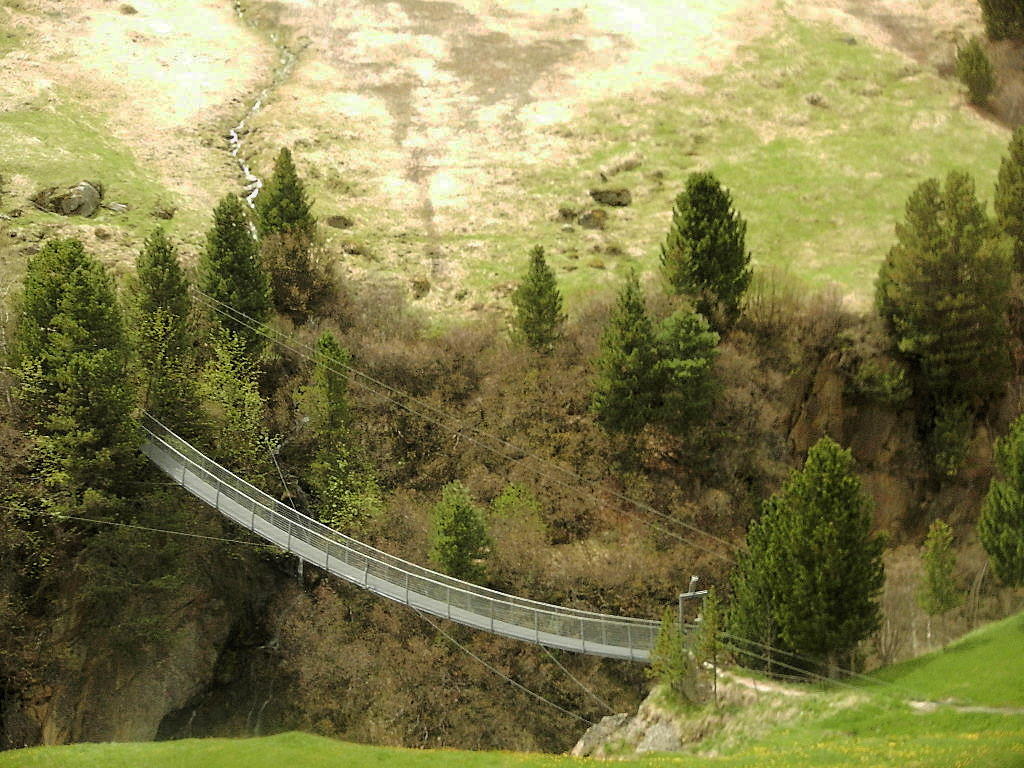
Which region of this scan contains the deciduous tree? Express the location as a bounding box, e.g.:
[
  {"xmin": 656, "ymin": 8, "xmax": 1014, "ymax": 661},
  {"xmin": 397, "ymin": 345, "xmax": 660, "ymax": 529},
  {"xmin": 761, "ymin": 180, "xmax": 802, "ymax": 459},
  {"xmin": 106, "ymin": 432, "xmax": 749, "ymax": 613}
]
[{"xmin": 917, "ymin": 519, "xmax": 961, "ymax": 645}]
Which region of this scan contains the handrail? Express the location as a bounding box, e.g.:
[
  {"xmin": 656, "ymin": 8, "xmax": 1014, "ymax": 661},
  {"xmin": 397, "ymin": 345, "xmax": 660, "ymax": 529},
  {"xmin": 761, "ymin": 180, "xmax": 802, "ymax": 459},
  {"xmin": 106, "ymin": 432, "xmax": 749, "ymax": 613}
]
[{"xmin": 138, "ymin": 414, "xmax": 659, "ymax": 661}]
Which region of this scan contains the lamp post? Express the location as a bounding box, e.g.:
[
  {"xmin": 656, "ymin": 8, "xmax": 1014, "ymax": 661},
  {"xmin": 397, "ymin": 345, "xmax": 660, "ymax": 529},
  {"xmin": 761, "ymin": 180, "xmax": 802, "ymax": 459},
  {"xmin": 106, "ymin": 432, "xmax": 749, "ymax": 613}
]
[{"xmin": 678, "ymin": 574, "xmax": 708, "ymax": 630}]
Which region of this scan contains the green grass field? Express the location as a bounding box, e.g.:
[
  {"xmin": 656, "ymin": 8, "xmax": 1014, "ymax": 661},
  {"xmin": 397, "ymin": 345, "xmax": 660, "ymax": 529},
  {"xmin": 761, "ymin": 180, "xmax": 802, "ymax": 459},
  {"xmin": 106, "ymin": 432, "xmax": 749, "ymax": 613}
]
[
  {"xmin": 519, "ymin": 15, "xmax": 1011, "ymax": 307},
  {"xmin": 4, "ymin": 612, "xmax": 1022, "ymax": 768},
  {"xmin": 869, "ymin": 610, "xmax": 1024, "ymax": 708}
]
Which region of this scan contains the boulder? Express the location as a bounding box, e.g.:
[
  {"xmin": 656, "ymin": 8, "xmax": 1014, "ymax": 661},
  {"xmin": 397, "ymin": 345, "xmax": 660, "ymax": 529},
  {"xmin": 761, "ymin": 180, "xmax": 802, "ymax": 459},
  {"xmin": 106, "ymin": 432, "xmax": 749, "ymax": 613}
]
[
  {"xmin": 589, "ymin": 187, "xmax": 632, "ymax": 207},
  {"xmin": 326, "ymin": 214, "xmax": 354, "ymax": 229},
  {"xmin": 578, "ymin": 208, "xmax": 608, "ymax": 230},
  {"xmin": 32, "ymin": 182, "xmax": 103, "ymax": 217}
]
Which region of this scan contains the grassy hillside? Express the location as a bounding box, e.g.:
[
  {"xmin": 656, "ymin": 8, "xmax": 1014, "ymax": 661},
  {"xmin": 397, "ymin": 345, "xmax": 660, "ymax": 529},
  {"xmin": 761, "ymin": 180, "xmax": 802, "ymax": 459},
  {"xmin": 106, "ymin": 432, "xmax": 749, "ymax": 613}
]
[
  {"xmin": 869, "ymin": 610, "xmax": 1024, "ymax": 708},
  {"xmin": 5, "ymin": 612, "xmax": 1022, "ymax": 768}
]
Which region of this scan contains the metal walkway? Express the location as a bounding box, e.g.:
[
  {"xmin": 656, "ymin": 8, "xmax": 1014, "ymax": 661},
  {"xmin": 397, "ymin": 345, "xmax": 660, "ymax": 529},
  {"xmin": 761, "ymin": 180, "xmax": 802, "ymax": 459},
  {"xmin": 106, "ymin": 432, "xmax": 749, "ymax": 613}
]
[{"xmin": 140, "ymin": 415, "xmax": 659, "ymax": 662}]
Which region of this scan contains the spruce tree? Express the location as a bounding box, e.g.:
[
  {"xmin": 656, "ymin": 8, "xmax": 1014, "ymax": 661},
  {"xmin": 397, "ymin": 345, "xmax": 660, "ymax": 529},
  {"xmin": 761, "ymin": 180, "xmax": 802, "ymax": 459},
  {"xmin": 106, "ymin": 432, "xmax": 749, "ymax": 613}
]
[
  {"xmin": 917, "ymin": 519, "xmax": 961, "ymax": 645},
  {"xmin": 876, "ymin": 172, "xmax": 1012, "ymax": 410},
  {"xmin": 979, "ymin": 414, "xmax": 1024, "ymax": 586},
  {"xmin": 660, "ymin": 171, "xmax": 751, "ymax": 327},
  {"xmin": 199, "ymin": 194, "xmax": 271, "ymax": 358},
  {"xmin": 654, "ymin": 308, "xmax": 719, "ymax": 434},
  {"xmin": 428, "ymin": 481, "xmax": 490, "ymax": 582},
  {"xmin": 510, "ymin": 245, "xmax": 565, "ymax": 352},
  {"xmin": 130, "ymin": 229, "xmax": 200, "ymax": 432},
  {"xmin": 729, "ymin": 437, "xmax": 884, "ymax": 675},
  {"xmin": 256, "ymin": 146, "xmax": 316, "ymax": 240},
  {"xmin": 591, "ymin": 272, "xmax": 661, "ymax": 434},
  {"xmin": 13, "ymin": 238, "xmax": 138, "ymax": 504},
  {"xmin": 648, "ymin": 607, "xmax": 697, "ymax": 704},
  {"xmin": 305, "ymin": 330, "xmax": 351, "ymax": 439},
  {"xmin": 980, "ymin": 0, "xmax": 1024, "ymax": 41},
  {"xmin": 956, "ymin": 37, "xmax": 996, "ymax": 106},
  {"xmin": 995, "ymin": 127, "xmax": 1024, "ymax": 269}
]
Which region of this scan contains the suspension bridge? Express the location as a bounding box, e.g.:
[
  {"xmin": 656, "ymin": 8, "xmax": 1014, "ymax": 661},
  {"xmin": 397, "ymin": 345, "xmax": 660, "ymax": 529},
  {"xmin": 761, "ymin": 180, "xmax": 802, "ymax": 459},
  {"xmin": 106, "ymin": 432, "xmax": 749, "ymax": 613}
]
[{"xmin": 140, "ymin": 414, "xmax": 660, "ymax": 662}]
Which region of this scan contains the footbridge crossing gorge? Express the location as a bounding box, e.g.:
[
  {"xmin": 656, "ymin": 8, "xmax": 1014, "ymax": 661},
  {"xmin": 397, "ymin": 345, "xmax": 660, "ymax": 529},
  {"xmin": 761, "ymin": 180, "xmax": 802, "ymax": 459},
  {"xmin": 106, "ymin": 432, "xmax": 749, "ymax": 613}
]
[{"xmin": 139, "ymin": 414, "xmax": 660, "ymax": 662}]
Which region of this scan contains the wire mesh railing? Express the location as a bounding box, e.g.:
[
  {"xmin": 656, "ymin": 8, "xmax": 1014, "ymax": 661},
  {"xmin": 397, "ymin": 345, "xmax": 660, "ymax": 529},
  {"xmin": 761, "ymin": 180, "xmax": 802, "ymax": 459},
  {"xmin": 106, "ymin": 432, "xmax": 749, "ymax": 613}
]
[{"xmin": 139, "ymin": 414, "xmax": 659, "ymax": 661}]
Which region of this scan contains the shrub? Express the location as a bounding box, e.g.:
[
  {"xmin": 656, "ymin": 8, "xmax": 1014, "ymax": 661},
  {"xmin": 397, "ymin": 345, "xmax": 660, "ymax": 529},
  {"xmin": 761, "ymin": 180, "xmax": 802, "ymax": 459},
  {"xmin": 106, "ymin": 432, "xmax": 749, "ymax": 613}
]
[{"xmin": 956, "ymin": 37, "xmax": 996, "ymax": 106}]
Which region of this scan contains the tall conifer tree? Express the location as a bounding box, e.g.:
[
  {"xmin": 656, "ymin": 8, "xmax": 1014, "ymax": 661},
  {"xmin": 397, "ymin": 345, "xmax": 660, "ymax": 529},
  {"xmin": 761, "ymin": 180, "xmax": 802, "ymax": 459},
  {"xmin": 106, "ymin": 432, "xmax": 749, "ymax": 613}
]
[
  {"xmin": 131, "ymin": 229, "xmax": 200, "ymax": 432},
  {"xmin": 199, "ymin": 194, "xmax": 271, "ymax": 358},
  {"xmin": 979, "ymin": 414, "xmax": 1024, "ymax": 586},
  {"xmin": 995, "ymin": 127, "xmax": 1024, "ymax": 269},
  {"xmin": 510, "ymin": 245, "xmax": 565, "ymax": 352},
  {"xmin": 429, "ymin": 481, "xmax": 490, "ymax": 582},
  {"xmin": 14, "ymin": 238, "xmax": 137, "ymax": 504},
  {"xmin": 729, "ymin": 437, "xmax": 884, "ymax": 675},
  {"xmin": 876, "ymin": 172, "xmax": 1011, "ymax": 412},
  {"xmin": 256, "ymin": 146, "xmax": 316, "ymax": 240},
  {"xmin": 591, "ymin": 272, "xmax": 661, "ymax": 434},
  {"xmin": 660, "ymin": 172, "xmax": 751, "ymax": 327}
]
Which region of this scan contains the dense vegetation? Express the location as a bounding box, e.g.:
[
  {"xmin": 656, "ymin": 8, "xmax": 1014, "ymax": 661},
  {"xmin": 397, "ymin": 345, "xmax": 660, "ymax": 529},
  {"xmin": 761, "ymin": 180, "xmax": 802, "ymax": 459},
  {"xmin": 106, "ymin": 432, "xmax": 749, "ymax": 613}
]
[{"xmin": 2, "ymin": 118, "xmax": 1023, "ymax": 755}]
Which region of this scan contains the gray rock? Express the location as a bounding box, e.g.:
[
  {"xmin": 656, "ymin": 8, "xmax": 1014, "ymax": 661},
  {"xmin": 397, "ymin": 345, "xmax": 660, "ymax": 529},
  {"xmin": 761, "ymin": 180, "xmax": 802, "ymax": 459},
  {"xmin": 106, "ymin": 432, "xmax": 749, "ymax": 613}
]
[
  {"xmin": 578, "ymin": 208, "xmax": 608, "ymax": 230},
  {"xmin": 31, "ymin": 181, "xmax": 103, "ymax": 217},
  {"xmin": 571, "ymin": 713, "xmax": 629, "ymax": 757},
  {"xmin": 589, "ymin": 187, "xmax": 632, "ymax": 206}
]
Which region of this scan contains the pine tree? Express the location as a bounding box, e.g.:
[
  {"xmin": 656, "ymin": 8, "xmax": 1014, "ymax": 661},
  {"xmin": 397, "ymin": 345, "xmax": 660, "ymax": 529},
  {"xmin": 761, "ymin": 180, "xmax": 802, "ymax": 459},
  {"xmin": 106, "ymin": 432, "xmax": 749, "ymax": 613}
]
[
  {"xmin": 256, "ymin": 147, "xmax": 316, "ymax": 240},
  {"xmin": 980, "ymin": 0, "xmax": 1024, "ymax": 41},
  {"xmin": 199, "ymin": 194, "xmax": 271, "ymax": 359},
  {"xmin": 956, "ymin": 37, "xmax": 996, "ymax": 106},
  {"xmin": 130, "ymin": 229, "xmax": 201, "ymax": 433},
  {"xmin": 13, "ymin": 238, "xmax": 138, "ymax": 504},
  {"xmin": 510, "ymin": 245, "xmax": 565, "ymax": 352},
  {"xmin": 591, "ymin": 272, "xmax": 661, "ymax": 434},
  {"xmin": 304, "ymin": 330, "xmax": 351, "ymax": 439},
  {"xmin": 979, "ymin": 414, "xmax": 1024, "ymax": 586},
  {"xmin": 729, "ymin": 437, "xmax": 884, "ymax": 675},
  {"xmin": 876, "ymin": 172, "xmax": 1012, "ymax": 410},
  {"xmin": 647, "ymin": 607, "xmax": 697, "ymax": 704},
  {"xmin": 429, "ymin": 481, "xmax": 490, "ymax": 582},
  {"xmin": 660, "ymin": 171, "xmax": 751, "ymax": 327},
  {"xmin": 995, "ymin": 127, "xmax": 1024, "ymax": 269},
  {"xmin": 917, "ymin": 519, "xmax": 961, "ymax": 645},
  {"xmin": 654, "ymin": 308, "xmax": 719, "ymax": 434}
]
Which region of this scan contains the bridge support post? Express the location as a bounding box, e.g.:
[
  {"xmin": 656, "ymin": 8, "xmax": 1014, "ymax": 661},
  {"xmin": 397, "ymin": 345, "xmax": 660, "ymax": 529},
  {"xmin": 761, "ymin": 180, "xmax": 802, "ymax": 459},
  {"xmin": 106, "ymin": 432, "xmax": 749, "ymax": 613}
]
[
  {"xmin": 446, "ymin": 586, "xmax": 451, "ymax": 619},
  {"xmin": 286, "ymin": 520, "xmax": 292, "ymax": 552},
  {"xmin": 404, "ymin": 572, "xmax": 410, "ymax": 605},
  {"xmin": 214, "ymin": 479, "xmax": 221, "ymax": 509}
]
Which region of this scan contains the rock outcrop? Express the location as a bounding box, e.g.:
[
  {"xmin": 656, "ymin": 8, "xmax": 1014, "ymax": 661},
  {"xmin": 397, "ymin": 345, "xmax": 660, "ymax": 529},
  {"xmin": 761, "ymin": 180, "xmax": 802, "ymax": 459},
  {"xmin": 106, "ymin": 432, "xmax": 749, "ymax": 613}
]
[{"xmin": 31, "ymin": 181, "xmax": 103, "ymax": 217}]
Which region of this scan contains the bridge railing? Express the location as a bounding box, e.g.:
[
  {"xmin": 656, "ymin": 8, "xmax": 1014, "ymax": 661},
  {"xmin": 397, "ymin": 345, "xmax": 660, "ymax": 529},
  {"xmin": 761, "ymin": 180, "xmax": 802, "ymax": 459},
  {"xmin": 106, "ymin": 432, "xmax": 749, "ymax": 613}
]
[{"xmin": 139, "ymin": 414, "xmax": 659, "ymax": 661}]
